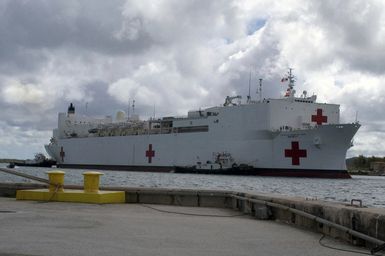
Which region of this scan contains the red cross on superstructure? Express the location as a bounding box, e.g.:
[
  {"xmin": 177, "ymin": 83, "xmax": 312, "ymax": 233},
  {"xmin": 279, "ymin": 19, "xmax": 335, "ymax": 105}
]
[
  {"xmin": 60, "ymin": 146, "xmax": 65, "ymax": 162},
  {"xmin": 311, "ymin": 108, "xmax": 328, "ymax": 125},
  {"xmin": 284, "ymin": 141, "xmax": 307, "ymax": 165},
  {"xmin": 145, "ymin": 144, "xmax": 155, "ymax": 163}
]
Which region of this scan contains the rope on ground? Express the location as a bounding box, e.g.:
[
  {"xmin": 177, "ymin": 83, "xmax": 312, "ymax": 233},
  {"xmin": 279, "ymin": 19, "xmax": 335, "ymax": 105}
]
[
  {"xmin": 140, "ymin": 204, "xmax": 245, "ymax": 217},
  {"xmin": 319, "ymin": 234, "xmax": 374, "ymax": 255}
]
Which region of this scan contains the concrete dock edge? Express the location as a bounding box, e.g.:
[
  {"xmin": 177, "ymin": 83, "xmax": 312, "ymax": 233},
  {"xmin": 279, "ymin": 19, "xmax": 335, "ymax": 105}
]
[{"xmin": 1, "ymin": 182, "xmax": 384, "ymax": 250}]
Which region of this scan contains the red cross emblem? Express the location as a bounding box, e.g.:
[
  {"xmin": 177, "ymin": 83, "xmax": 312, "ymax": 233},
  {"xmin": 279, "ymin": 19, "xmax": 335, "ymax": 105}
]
[
  {"xmin": 284, "ymin": 141, "xmax": 307, "ymax": 165},
  {"xmin": 311, "ymin": 108, "xmax": 327, "ymax": 125},
  {"xmin": 60, "ymin": 146, "xmax": 65, "ymax": 162},
  {"xmin": 145, "ymin": 144, "xmax": 155, "ymax": 163}
]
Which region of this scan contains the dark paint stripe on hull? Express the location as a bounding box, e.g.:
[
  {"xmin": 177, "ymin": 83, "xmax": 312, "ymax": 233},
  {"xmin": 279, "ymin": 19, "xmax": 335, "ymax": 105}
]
[{"xmin": 57, "ymin": 164, "xmax": 351, "ymax": 179}]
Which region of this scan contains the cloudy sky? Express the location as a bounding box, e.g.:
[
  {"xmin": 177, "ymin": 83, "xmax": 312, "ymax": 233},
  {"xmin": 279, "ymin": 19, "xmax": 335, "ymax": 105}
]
[{"xmin": 0, "ymin": 0, "xmax": 384, "ymax": 159}]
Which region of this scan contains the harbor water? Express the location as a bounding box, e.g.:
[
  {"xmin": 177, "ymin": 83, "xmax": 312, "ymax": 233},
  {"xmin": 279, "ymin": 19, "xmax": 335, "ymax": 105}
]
[{"xmin": 1, "ymin": 163, "xmax": 384, "ymax": 208}]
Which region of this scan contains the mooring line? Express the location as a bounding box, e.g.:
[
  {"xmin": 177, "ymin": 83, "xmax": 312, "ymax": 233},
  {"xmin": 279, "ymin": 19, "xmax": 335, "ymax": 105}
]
[
  {"xmin": 0, "ymin": 167, "xmax": 50, "ymax": 184},
  {"xmin": 0, "ymin": 167, "xmax": 65, "ymax": 203}
]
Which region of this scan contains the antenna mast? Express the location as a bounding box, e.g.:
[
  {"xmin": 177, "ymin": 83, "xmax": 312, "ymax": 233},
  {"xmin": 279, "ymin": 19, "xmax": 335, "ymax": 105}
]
[
  {"xmin": 259, "ymin": 78, "xmax": 263, "ymax": 102},
  {"xmin": 283, "ymin": 68, "xmax": 296, "ymax": 97},
  {"xmin": 288, "ymin": 68, "xmax": 295, "ymax": 89},
  {"xmin": 132, "ymin": 99, "xmax": 135, "ymax": 114},
  {"xmin": 247, "ymin": 70, "xmax": 251, "ymax": 103},
  {"xmin": 127, "ymin": 99, "xmax": 130, "ymax": 119}
]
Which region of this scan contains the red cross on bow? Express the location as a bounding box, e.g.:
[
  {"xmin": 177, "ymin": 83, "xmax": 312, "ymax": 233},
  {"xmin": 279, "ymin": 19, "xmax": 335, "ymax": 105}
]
[
  {"xmin": 311, "ymin": 109, "xmax": 328, "ymax": 125},
  {"xmin": 284, "ymin": 141, "xmax": 307, "ymax": 165},
  {"xmin": 145, "ymin": 144, "xmax": 155, "ymax": 163},
  {"xmin": 60, "ymin": 147, "xmax": 65, "ymax": 162}
]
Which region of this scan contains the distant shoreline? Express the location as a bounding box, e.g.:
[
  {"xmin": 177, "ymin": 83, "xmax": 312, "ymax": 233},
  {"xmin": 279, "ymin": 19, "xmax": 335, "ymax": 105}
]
[{"xmin": 0, "ymin": 159, "xmax": 24, "ymax": 164}]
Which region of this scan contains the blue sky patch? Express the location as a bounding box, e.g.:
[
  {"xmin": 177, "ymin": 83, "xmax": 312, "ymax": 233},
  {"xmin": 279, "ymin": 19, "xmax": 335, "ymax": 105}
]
[{"xmin": 247, "ymin": 19, "xmax": 266, "ymax": 35}]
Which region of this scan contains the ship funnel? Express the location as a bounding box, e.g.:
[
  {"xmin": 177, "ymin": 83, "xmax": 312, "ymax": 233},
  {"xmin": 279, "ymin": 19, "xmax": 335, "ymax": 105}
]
[{"xmin": 67, "ymin": 103, "xmax": 75, "ymax": 115}]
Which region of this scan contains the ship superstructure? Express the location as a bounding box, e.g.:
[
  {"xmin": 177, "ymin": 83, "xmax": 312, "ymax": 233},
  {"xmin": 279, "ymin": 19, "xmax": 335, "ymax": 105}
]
[{"xmin": 45, "ymin": 70, "xmax": 360, "ymax": 178}]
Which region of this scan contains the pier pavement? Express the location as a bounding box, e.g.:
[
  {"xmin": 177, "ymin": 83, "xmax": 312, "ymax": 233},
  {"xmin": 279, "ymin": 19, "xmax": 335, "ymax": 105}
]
[{"xmin": 0, "ymin": 197, "xmax": 370, "ymax": 256}]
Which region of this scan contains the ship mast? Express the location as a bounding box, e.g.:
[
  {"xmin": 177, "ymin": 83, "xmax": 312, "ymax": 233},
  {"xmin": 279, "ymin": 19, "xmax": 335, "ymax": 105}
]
[
  {"xmin": 283, "ymin": 68, "xmax": 296, "ymax": 98},
  {"xmin": 247, "ymin": 71, "xmax": 251, "ymax": 103},
  {"xmin": 127, "ymin": 99, "xmax": 130, "ymax": 120}
]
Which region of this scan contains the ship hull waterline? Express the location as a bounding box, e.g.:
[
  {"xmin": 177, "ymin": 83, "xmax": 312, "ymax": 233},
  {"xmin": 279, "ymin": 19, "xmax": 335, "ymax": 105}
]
[{"xmin": 56, "ymin": 164, "xmax": 351, "ymax": 178}]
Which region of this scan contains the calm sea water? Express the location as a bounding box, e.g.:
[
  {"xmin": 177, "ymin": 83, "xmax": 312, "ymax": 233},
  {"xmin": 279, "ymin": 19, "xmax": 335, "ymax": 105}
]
[{"xmin": 1, "ymin": 163, "xmax": 384, "ymax": 208}]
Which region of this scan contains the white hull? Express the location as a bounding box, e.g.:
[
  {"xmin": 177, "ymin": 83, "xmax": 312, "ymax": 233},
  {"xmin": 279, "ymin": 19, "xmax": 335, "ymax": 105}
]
[
  {"xmin": 46, "ymin": 123, "xmax": 359, "ymax": 177},
  {"xmin": 45, "ymin": 76, "xmax": 360, "ymax": 178}
]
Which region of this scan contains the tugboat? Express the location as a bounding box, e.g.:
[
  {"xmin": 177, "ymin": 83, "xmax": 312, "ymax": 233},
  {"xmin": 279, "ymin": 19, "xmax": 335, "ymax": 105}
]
[
  {"xmin": 15, "ymin": 153, "xmax": 56, "ymax": 168},
  {"xmin": 6, "ymin": 162, "xmax": 15, "ymax": 168}
]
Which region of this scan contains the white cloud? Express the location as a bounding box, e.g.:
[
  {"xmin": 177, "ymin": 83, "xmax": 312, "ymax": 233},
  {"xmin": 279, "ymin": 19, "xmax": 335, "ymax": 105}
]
[
  {"xmin": 0, "ymin": 0, "xmax": 384, "ymax": 158},
  {"xmin": 108, "ymin": 61, "xmax": 212, "ymax": 116},
  {"xmin": 2, "ymin": 80, "xmax": 46, "ymax": 105},
  {"xmin": 0, "ymin": 121, "xmax": 51, "ymax": 159},
  {"xmin": 114, "ymin": 18, "xmax": 142, "ymax": 41},
  {"xmin": 108, "ymin": 77, "xmax": 150, "ymax": 104}
]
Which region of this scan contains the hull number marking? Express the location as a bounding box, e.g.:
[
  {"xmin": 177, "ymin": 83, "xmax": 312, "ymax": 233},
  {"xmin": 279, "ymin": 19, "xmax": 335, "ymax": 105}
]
[
  {"xmin": 312, "ymin": 108, "xmax": 327, "ymax": 125},
  {"xmin": 285, "ymin": 141, "xmax": 307, "ymax": 165},
  {"xmin": 146, "ymin": 144, "xmax": 155, "ymax": 163}
]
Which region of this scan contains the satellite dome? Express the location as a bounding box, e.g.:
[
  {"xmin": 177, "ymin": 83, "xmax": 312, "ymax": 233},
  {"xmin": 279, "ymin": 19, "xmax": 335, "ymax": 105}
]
[{"xmin": 115, "ymin": 110, "xmax": 126, "ymax": 122}]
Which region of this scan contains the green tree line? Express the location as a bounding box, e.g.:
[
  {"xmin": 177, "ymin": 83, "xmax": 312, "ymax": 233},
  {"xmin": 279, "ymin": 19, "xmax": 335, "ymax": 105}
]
[{"xmin": 347, "ymin": 155, "xmax": 385, "ymax": 170}]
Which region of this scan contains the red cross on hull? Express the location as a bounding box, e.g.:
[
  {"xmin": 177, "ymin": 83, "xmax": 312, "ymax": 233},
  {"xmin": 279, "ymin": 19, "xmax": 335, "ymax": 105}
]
[
  {"xmin": 145, "ymin": 144, "xmax": 155, "ymax": 163},
  {"xmin": 285, "ymin": 141, "xmax": 307, "ymax": 165},
  {"xmin": 311, "ymin": 109, "xmax": 327, "ymax": 125}
]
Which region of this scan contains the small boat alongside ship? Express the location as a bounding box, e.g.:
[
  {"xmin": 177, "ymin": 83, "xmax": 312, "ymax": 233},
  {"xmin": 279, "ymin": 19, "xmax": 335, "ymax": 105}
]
[
  {"xmin": 8, "ymin": 153, "xmax": 56, "ymax": 168},
  {"xmin": 6, "ymin": 163, "xmax": 15, "ymax": 168},
  {"xmin": 45, "ymin": 70, "xmax": 360, "ymax": 178}
]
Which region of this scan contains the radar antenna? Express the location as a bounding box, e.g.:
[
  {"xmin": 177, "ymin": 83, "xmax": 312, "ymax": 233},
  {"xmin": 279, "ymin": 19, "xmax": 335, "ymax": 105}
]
[{"xmin": 224, "ymin": 95, "xmax": 242, "ymax": 106}]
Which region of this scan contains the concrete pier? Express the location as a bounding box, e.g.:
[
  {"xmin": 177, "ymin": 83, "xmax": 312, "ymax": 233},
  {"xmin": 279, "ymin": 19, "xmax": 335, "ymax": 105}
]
[
  {"xmin": 0, "ymin": 197, "xmax": 369, "ymax": 256},
  {"xmin": 0, "ymin": 182, "xmax": 384, "ymax": 254}
]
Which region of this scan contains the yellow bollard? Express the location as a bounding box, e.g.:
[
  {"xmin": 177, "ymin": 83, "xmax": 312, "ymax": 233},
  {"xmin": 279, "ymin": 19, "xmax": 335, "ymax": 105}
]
[
  {"xmin": 83, "ymin": 171, "xmax": 103, "ymax": 193},
  {"xmin": 17, "ymin": 170, "xmax": 124, "ymax": 203},
  {"xmin": 46, "ymin": 171, "xmax": 65, "ymax": 192}
]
